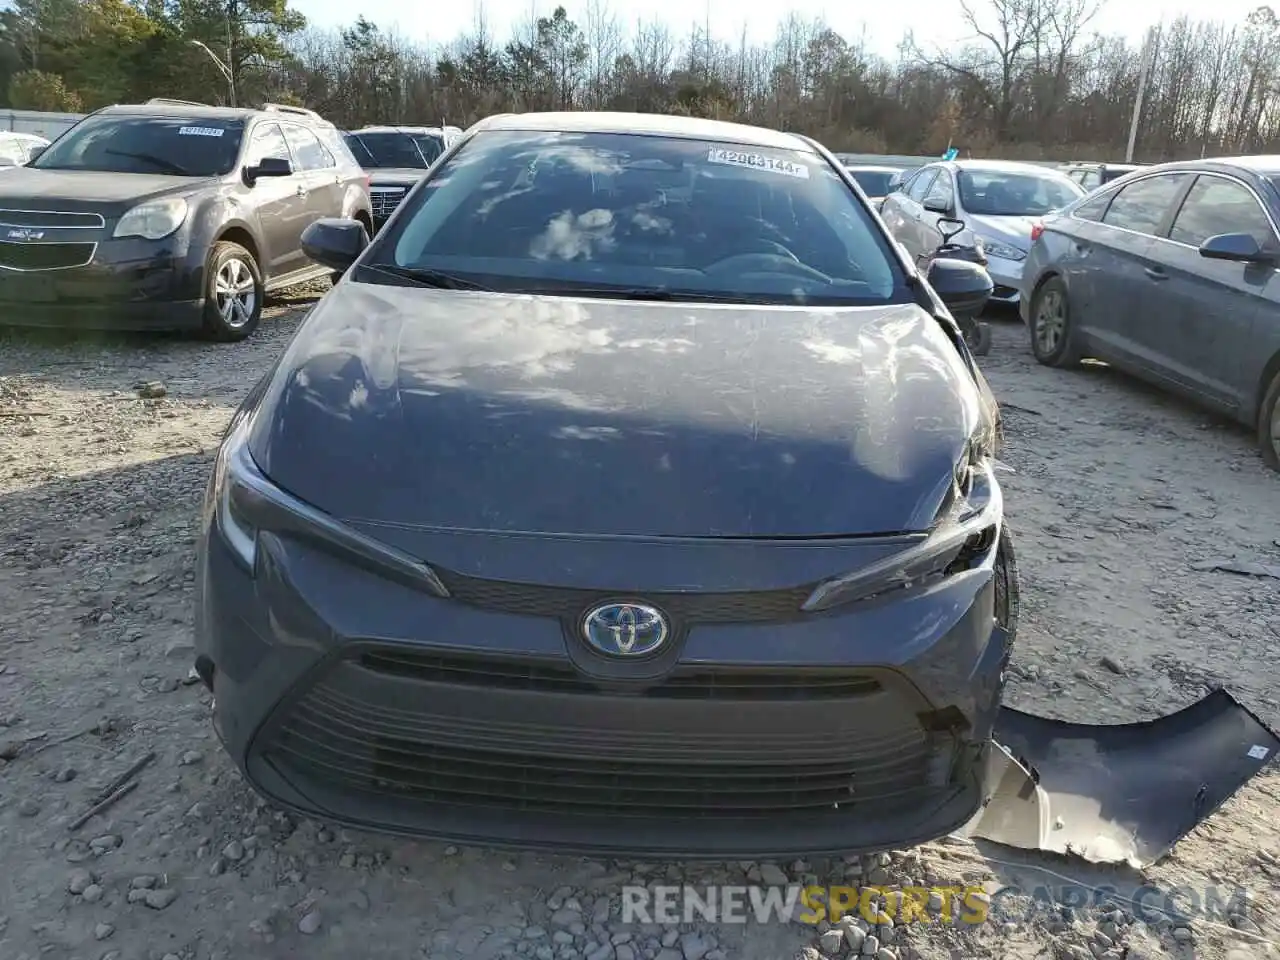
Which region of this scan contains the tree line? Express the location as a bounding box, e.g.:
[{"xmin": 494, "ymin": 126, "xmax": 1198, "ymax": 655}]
[{"xmin": 3, "ymin": 0, "xmax": 1280, "ymax": 161}]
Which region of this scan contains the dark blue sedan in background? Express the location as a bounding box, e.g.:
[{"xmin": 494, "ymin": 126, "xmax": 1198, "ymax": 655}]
[{"xmin": 1020, "ymin": 157, "xmax": 1280, "ymax": 470}]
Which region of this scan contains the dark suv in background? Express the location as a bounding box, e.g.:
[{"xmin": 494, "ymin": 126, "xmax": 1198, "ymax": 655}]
[
  {"xmin": 343, "ymin": 125, "xmax": 460, "ymax": 230},
  {"xmin": 1060, "ymin": 161, "xmax": 1146, "ymax": 191},
  {"xmin": 0, "ymin": 98, "xmax": 372, "ymax": 342}
]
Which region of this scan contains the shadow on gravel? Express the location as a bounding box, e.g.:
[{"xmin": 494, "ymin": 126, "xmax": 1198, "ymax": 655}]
[
  {"xmin": 0, "ymin": 309, "xmax": 313, "ymax": 404},
  {"xmin": 0, "ymin": 450, "xmax": 213, "ymax": 559},
  {"xmin": 987, "ymin": 326, "xmax": 1265, "ymax": 458}
]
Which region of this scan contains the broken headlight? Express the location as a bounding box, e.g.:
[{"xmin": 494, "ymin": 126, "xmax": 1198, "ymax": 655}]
[
  {"xmin": 802, "ymin": 446, "xmax": 1001, "ymax": 612},
  {"xmin": 207, "ymin": 415, "xmax": 449, "ymax": 597}
]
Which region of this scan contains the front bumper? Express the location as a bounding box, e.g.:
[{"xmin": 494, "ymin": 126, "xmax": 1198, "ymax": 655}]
[
  {"xmin": 196, "ymin": 522, "xmax": 1012, "ymax": 858},
  {"xmin": 0, "ymin": 236, "xmax": 205, "ymax": 331},
  {"xmin": 984, "ymin": 257, "xmax": 1024, "ymax": 305}
]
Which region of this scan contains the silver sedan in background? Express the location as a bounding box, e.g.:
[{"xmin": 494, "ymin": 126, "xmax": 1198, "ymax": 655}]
[{"xmin": 881, "ymin": 160, "xmax": 1085, "ymax": 306}]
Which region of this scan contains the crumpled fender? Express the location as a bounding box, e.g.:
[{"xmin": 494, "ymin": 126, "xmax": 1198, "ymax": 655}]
[{"xmin": 953, "ymin": 689, "xmax": 1279, "ymax": 868}]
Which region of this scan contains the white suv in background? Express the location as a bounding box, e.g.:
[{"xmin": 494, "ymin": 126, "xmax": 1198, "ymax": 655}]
[{"xmin": 0, "ymin": 132, "xmax": 50, "ymax": 169}]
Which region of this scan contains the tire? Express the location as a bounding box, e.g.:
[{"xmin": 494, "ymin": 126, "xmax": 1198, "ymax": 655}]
[
  {"xmin": 1258, "ymin": 369, "xmax": 1280, "ymax": 472},
  {"xmin": 967, "ymin": 321, "xmax": 993, "ymax": 357},
  {"xmin": 1028, "ymin": 276, "xmax": 1081, "ymax": 368},
  {"xmin": 201, "ymin": 242, "xmax": 263, "ymax": 342},
  {"xmin": 994, "ymin": 524, "xmax": 1020, "ymax": 676}
]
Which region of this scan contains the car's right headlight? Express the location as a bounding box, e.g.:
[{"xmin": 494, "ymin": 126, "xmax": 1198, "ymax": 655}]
[
  {"xmin": 977, "ymin": 237, "xmax": 1026, "ymax": 262},
  {"xmin": 113, "ymin": 196, "xmax": 189, "ymax": 240},
  {"xmin": 207, "ymin": 415, "xmax": 449, "ymax": 597},
  {"xmin": 802, "ymin": 450, "xmax": 1001, "ymax": 612}
]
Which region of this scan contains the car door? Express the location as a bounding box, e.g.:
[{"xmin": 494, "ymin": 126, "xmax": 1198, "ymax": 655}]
[
  {"xmin": 243, "ymin": 121, "xmax": 309, "ymax": 278},
  {"xmin": 1079, "ymin": 172, "xmax": 1190, "ymax": 367},
  {"xmin": 1136, "ymin": 173, "xmax": 1278, "ymax": 411},
  {"xmin": 280, "ymin": 122, "xmax": 334, "ymax": 237},
  {"xmin": 317, "ymin": 126, "xmax": 367, "ymax": 219},
  {"xmin": 1039, "ymin": 188, "xmax": 1114, "ymax": 327},
  {"xmin": 881, "ymin": 166, "xmax": 938, "ymax": 260},
  {"xmin": 917, "ymin": 168, "xmax": 956, "ymax": 253}
]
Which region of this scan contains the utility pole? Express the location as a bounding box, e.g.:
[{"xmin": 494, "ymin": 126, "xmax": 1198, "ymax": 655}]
[
  {"xmin": 1126, "ymin": 26, "xmax": 1156, "ymax": 163},
  {"xmin": 703, "ymin": 0, "xmax": 711, "ymax": 85},
  {"xmin": 225, "ymin": 0, "xmax": 236, "ymax": 107}
]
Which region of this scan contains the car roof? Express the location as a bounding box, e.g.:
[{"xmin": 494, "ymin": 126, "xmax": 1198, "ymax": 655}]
[
  {"xmin": 1196, "ymin": 155, "xmax": 1280, "ymax": 177},
  {"xmin": 949, "ymin": 159, "xmax": 1070, "ymax": 175},
  {"xmin": 349, "ymin": 126, "xmax": 449, "ymax": 135},
  {"xmin": 98, "ymin": 102, "xmax": 333, "ymax": 127},
  {"xmin": 471, "ymin": 111, "xmax": 815, "ymax": 152},
  {"xmin": 100, "ymin": 103, "xmax": 260, "ymax": 121},
  {"xmin": 1103, "ymin": 156, "xmax": 1280, "ymax": 180}
]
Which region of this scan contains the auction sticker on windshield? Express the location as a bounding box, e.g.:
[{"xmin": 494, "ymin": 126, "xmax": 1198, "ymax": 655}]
[
  {"xmin": 707, "ymin": 148, "xmax": 809, "ymax": 179},
  {"xmin": 178, "ymin": 126, "xmax": 225, "ymax": 137}
]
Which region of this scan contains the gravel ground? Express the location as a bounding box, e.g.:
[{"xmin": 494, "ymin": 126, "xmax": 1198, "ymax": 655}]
[{"xmin": 1, "ymin": 293, "xmax": 1278, "ymax": 960}]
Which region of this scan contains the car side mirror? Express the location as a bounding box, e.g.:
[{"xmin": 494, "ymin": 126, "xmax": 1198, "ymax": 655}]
[
  {"xmin": 244, "ymin": 156, "xmax": 292, "ymax": 185},
  {"xmin": 923, "ymin": 198, "xmax": 951, "ymax": 215},
  {"xmin": 928, "ymin": 257, "xmax": 993, "ymax": 318},
  {"xmin": 25, "ymin": 145, "xmax": 45, "ymax": 162},
  {"xmin": 1198, "ymin": 232, "xmax": 1276, "ymax": 264},
  {"xmin": 301, "ymin": 217, "xmax": 369, "ymax": 272}
]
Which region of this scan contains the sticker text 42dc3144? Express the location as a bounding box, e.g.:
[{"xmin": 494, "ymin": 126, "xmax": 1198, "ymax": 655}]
[{"xmin": 706, "ymin": 147, "xmax": 810, "ymax": 179}]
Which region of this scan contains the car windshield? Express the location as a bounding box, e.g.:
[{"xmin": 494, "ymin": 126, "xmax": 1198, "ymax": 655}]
[
  {"xmin": 370, "ymin": 130, "xmax": 904, "ymax": 305},
  {"xmin": 848, "ymin": 170, "xmax": 895, "ymax": 197},
  {"xmin": 957, "ymin": 169, "xmax": 1084, "ymax": 216},
  {"xmin": 344, "ymin": 132, "xmax": 441, "ymax": 169},
  {"xmin": 31, "ymin": 115, "xmax": 244, "ymax": 176}
]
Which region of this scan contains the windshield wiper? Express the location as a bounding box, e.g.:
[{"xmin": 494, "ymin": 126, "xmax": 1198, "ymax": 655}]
[
  {"xmin": 103, "ymin": 150, "xmax": 191, "ymax": 176},
  {"xmin": 521, "ymin": 285, "xmax": 765, "ymax": 304},
  {"xmin": 363, "ymin": 263, "xmax": 492, "ymax": 291}
]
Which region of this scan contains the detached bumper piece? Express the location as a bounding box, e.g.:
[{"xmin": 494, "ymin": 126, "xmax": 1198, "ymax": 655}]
[
  {"xmin": 957, "ymin": 689, "xmax": 1279, "ymax": 867},
  {"xmin": 245, "ymin": 646, "xmax": 988, "ymax": 858}
]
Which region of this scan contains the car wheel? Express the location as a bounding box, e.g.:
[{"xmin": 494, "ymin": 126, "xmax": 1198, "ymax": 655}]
[
  {"xmin": 201, "ymin": 242, "xmax": 263, "ymax": 342},
  {"xmin": 994, "ymin": 524, "xmax": 1020, "ymax": 679},
  {"xmin": 1028, "ymin": 277, "xmax": 1081, "ymax": 368},
  {"xmin": 1258, "ymin": 369, "xmax": 1280, "ymax": 472}
]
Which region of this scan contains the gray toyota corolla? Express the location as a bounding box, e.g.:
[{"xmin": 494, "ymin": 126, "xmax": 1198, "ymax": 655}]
[{"xmin": 194, "ymin": 111, "xmax": 1014, "ymax": 858}]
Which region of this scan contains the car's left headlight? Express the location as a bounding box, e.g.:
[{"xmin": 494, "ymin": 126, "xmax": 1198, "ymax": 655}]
[
  {"xmin": 802, "ymin": 444, "xmax": 1001, "ymax": 612},
  {"xmin": 977, "ymin": 237, "xmax": 1026, "ymax": 262},
  {"xmin": 113, "ymin": 197, "xmax": 189, "ymax": 240},
  {"xmin": 205, "ymin": 413, "xmax": 450, "ymax": 598}
]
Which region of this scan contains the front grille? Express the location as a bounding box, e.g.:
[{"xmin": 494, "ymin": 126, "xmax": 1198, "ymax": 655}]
[
  {"xmin": 360, "ymin": 648, "xmax": 882, "ymax": 700},
  {"xmin": 433, "ymin": 568, "xmax": 812, "ymax": 624},
  {"xmin": 371, "ymin": 188, "xmax": 406, "ymax": 219},
  {"xmin": 0, "ymin": 209, "xmax": 104, "ymax": 229},
  {"xmin": 265, "ymin": 671, "xmax": 933, "ymax": 818},
  {"xmin": 0, "ymin": 240, "xmax": 95, "ymax": 271}
]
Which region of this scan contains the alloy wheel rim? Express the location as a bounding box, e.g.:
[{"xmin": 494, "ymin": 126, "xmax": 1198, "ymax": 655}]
[
  {"xmin": 1034, "ymin": 290, "xmax": 1065, "ymax": 354},
  {"xmin": 215, "ymin": 258, "xmax": 256, "ymax": 329}
]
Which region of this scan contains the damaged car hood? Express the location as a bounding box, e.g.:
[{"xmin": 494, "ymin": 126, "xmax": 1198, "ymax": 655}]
[{"xmin": 247, "ymin": 282, "xmax": 987, "ymax": 539}]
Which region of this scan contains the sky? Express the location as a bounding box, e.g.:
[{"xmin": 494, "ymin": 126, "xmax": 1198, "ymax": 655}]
[{"xmin": 288, "ymin": 0, "xmax": 1272, "ymax": 58}]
